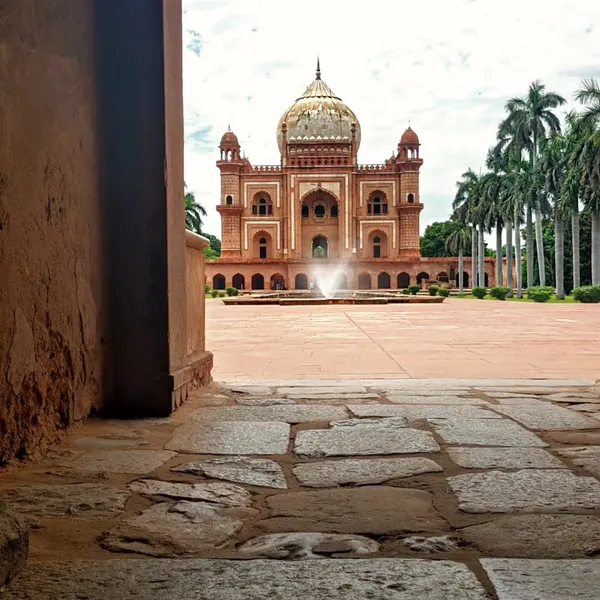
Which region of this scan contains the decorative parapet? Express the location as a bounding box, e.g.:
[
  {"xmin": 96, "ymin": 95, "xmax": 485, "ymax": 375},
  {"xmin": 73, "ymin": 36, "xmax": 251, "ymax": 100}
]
[
  {"xmin": 357, "ymin": 164, "xmax": 393, "ymax": 172},
  {"xmin": 251, "ymin": 165, "xmax": 282, "ymax": 172}
]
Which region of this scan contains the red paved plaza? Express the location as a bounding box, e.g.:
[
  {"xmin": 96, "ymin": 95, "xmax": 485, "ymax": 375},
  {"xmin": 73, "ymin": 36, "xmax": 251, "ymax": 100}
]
[{"xmin": 207, "ymin": 299, "xmax": 600, "ymax": 381}]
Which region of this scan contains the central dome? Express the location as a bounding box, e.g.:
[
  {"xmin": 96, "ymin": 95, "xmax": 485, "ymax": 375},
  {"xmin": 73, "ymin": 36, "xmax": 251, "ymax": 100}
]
[{"xmin": 277, "ymin": 61, "xmax": 361, "ymax": 153}]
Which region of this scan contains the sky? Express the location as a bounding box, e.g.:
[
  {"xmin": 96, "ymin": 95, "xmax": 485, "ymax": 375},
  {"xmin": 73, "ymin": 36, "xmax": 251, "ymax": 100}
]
[{"xmin": 182, "ymin": 0, "xmax": 600, "ymax": 237}]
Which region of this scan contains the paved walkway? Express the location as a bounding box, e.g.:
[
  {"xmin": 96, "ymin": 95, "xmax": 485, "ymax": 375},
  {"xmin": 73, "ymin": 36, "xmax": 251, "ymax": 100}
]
[
  {"xmin": 2, "ymin": 378, "xmax": 600, "ymax": 598},
  {"xmin": 207, "ymin": 299, "xmax": 600, "ymax": 381}
]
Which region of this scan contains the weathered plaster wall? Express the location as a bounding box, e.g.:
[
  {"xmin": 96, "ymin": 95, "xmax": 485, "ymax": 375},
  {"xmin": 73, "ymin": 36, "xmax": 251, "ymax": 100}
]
[{"xmin": 0, "ymin": 1, "xmax": 106, "ymax": 461}]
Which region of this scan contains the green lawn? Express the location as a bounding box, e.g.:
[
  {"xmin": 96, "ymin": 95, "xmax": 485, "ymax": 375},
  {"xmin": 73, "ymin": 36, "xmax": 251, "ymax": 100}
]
[{"xmin": 454, "ymin": 294, "xmax": 577, "ymax": 303}]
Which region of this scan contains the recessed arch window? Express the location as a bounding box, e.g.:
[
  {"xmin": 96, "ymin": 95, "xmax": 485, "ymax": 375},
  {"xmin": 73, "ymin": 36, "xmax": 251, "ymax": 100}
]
[
  {"xmin": 331, "ymin": 205, "xmax": 338, "ymax": 218},
  {"xmin": 314, "ymin": 204, "xmax": 326, "ymax": 218},
  {"xmin": 367, "ymin": 191, "xmax": 388, "ymax": 215},
  {"xmin": 259, "ymin": 237, "xmax": 267, "ymax": 259},
  {"xmin": 251, "ymin": 192, "xmax": 273, "ymax": 216},
  {"xmin": 407, "ymin": 193, "xmax": 415, "ymax": 203},
  {"xmin": 225, "ymin": 195, "xmax": 233, "ymax": 205},
  {"xmin": 301, "ymin": 205, "xmax": 309, "ymax": 218}
]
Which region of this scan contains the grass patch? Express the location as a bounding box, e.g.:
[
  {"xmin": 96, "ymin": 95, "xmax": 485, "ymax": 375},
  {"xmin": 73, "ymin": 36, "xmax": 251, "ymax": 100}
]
[{"xmin": 455, "ymin": 294, "xmax": 576, "ymax": 303}]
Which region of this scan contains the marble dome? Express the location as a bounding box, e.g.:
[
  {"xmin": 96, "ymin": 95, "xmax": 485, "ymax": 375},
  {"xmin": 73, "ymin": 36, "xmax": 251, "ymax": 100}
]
[{"xmin": 277, "ymin": 62, "xmax": 361, "ymax": 153}]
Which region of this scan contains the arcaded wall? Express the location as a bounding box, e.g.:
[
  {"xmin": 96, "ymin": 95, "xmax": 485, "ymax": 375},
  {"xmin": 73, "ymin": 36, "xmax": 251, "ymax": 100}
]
[{"xmin": 0, "ymin": 1, "xmax": 106, "ymax": 461}]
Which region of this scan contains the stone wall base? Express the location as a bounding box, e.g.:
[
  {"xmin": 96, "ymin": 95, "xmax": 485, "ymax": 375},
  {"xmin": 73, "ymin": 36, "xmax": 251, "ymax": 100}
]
[{"xmin": 0, "ymin": 500, "xmax": 29, "ymax": 586}]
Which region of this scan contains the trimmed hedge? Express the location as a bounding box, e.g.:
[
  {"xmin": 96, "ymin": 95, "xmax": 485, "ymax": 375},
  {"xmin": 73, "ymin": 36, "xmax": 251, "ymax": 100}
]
[
  {"xmin": 490, "ymin": 286, "xmax": 510, "ymax": 301},
  {"xmin": 210, "ymin": 289, "xmax": 219, "ymax": 298},
  {"xmin": 438, "ymin": 287, "xmax": 450, "ymax": 298},
  {"xmin": 428, "ymin": 285, "xmax": 439, "ymax": 296},
  {"xmin": 226, "ymin": 287, "xmax": 239, "ymax": 297},
  {"xmin": 205, "ymin": 284, "xmax": 210, "ymax": 294},
  {"xmin": 408, "ymin": 285, "xmax": 421, "ymax": 295},
  {"xmin": 527, "ymin": 286, "xmax": 554, "ymax": 303},
  {"xmin": 402, "ymin": 288, "xmax": 410, "ymax": 295},
  {"xmin": 573, "ymin": 285, "xmax": 600, "ymax": 304},
  {"xmin": 471, "ymin": 286, "xmax": 487, "ymax": 299}
]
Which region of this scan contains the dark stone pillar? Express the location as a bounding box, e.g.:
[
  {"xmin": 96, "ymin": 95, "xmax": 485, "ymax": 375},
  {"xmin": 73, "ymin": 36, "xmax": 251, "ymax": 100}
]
[{"xmin": 94, "ymin": 0, "xmax": 186, "ymax": 417}]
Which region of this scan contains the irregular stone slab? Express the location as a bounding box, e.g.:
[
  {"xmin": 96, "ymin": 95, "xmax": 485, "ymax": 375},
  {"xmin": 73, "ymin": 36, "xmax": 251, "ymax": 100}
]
[
  {"xmin": 490, "ymin": 404, "xmax": 600, "ymax": 430},
  {"xmin": 382, "ymin": 389, "xmax": 469, "ymax": 396},
  {"xmin": 448, "ymin": 470, "xmax": 600, "ymax": 513},
  {"xmin": 0, "ymin": 500, "xmax": 28, "ymax": 586},
  {"xmin": 548, "ymin": 391, "xmax": 600, "ymax": 401},
  {"xmin": 556, "ymin": 446, "xmax": 600, "ymax": 477},
  {"xmin": 485, "ymin": 392, "xmax": 540, "ymax": 399},
  {"xmin": 294, "ymin": 426, "xmax": 440, "ymax": 457},
  {"xmin": 403, "ymin": 535, "xmax": 459, "ymax": 553},
  {"xmin": 476, "ymin": 386, "xmax": 583, "ymax": 394},
  {"xmin": 547, "ymin": 430, "xmax": 600, "ymax": 445},
  {"xmin": 3, "ymin": 558, "xmax": 489, "ymax": 599},
  {"xmin": 554, "ymin": 397, "xmax": 600, "ymax": 404},
  {"xmin": 58, "ymin": 450, "xmax": 176, "ymax": 474},
  {"xmin": 430, "ymin": 419, "xmax": 547, "ymax": 447},
  {"xmin": 278, "ymin": 393, "xmax": 381, "ymax": 401},
  {"xmin": 190, "ymin": 405, "xmax": 348, "ymax": 423},
  {"xmin": 260, "ymin": 487, "xmax": 448, "ymax": 535},
  {"xmin": 557, "ymin": 445, "xmax": 600, "ymax": 458},
  {"xmin": 238, "ymin": 532, "xmax": 379, "ymax": 559},
  {"xmin": 127, "ymin": 480, "xmax": 251, "ymax": 507},
  {"xmin": 71, "ymin": 437, "xmax": 149, "ymax": 449},
  {"xmin": 348, "ymin": 405, "xmax": 500, "ymax": 420},
  {"xmin": 172, "ymin": 457, "xmax": 287, "ymax": 489},
  {"xmin": 493, "ymin": 397, "xmax": 548, "ymax": 406},
  {"xmin": 2, "ymin": 484, "xmax": 129, "ymax": 519},
  {"xmin": 462, "ymin": 515, "xmax": 600, "ymax": 557},
  {"xmin": 277, "ymin": 385, "xmax": 367, "ymax": 396},
  {"xmin": 293, "ymin": 457, "xmax": 442, "ymax": 487},
  {"xmin": 572, "ymin": 403, "xmax": 600, "ymax": 412},
  {"xmin": 236, "ymin": 397, "xmax": 296, "ymax": 406},
  {"xmin": 386, "ymin": 395, "xmax": 487, "ymax": 405},
  {"xmin": 447, "ymin": 448, "xmax": 566, "ymax": 470},
  {"xmin": 229, "ymin": 385, "xmax": 273, "ymax": 395},
  {"xmin": 100, "ymin": 501, "xmax": 257, "ymax": 557},
  {"xmin": 481, "ymin": 558, "xmax": 600, "ymax": 600},
  {"xmin": 331, "ymin": 417, "xmax": 410, "ymax": 428},
  {"xmin": 166, "ymin": 421, "xmax": 290, "ymax": 455}
]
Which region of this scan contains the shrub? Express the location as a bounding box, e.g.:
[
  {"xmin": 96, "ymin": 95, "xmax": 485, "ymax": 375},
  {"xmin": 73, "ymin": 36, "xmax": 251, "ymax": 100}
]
[
  {"xmin": 490, "ymin": 286, "xmax": 510, "ymax": 301},
  {"xmin": 471, "ymin": 286, "xmax": 487, "ymax": 299},
  {"xmin": 402, "ymin": 288, "xmax": 410, "ymax": 295},
  {"xmin": 438, "ymin": 287, "xmax": 450, "ymax": 298},
  {"xmin": 408, "ymin": 285, "xmax": 420, "ymax": 295},
  {"xmin": 313, "ymin": 245, "xmax": 325, "ymax": 258},
  {"xmin": 527, "ymin": 286, "xmax": 554, "ymax": 303},
  {"xmin": 226, "ymin": 286, "xmax": 239, "ymax": 297},
  {"xmin": 428, "ymin": 285, "xmax": 439, "ymax": 296},
  {"xmin": 205, "ymin": 284, "xmax": 210, "ymax": 294},
  {"xmin": 573, "ymin": 285, "xmax": 600, "ymax": 304},
  {"xmin": 218, "ymin": 292, "xmax": 226, "ymax": 298},
  {"xmin": 210, "ymin": 289, "xmax": 219, "ymax": 298}
]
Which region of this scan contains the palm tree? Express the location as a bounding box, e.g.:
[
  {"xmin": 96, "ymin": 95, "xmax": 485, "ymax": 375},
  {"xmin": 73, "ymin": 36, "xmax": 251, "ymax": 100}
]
[
  {"xmin": 574, "ymin": 79, "xmax": 600, "ymax": 285},
  {"xmin": 538, "ymin": 134, "xmax": 567, "ymax": 298},
  {"xmin": 184, "ymin": 184, "xmax": 207, "ymax": 234},
  {"xmin": 481, "ymin": 163, "xmax": 505, "ymax": 287},
  {"xmin": 453, "ymin": 169, "xmax": 485, "ymax": 287},
  {"xmin": 497, "ymin": 80, "xmax": 566, "ymax": 287},
  {"xmin": 446, "ymin": 219, "xmax": 472, "ymax": 293}
]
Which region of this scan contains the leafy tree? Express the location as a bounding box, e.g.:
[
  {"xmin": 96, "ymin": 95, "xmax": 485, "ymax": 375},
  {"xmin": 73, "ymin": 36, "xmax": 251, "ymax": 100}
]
[
  {"xmin": 184, "ymin": 184, "xmax": 207, "ymax": 234},
  {"xmin": 420, "ymin": 221, "xmax": 467, "ymax": 257},
  {"xmin": 202, "ymin": 233, "xmax": 221, "ymax": 259}
]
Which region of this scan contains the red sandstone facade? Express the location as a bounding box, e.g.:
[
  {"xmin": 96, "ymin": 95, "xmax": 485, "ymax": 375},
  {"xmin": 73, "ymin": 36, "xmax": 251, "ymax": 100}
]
[{"xmin": 206, "ymin": 64, "xmax": 494, "ymax": 291}]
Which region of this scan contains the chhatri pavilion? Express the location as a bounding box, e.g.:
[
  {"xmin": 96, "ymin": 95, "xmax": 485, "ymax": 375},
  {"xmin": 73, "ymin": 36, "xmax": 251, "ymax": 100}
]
[{"xmin": 205, "ymin": 61, "xmax": 494, "ymax": 291}]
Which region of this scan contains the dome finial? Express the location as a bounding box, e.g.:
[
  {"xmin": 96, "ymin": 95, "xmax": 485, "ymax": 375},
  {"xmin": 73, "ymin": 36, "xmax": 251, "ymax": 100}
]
[{"xmin": 316, "ymin": 56, "xmax": 321, "ymax": 80}]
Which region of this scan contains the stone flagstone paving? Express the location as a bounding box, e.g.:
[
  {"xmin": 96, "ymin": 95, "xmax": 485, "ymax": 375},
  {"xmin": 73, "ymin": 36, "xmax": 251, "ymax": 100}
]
[{"xmin": 2, "ymin": 377, "xmax": 600, "ymax": 599}]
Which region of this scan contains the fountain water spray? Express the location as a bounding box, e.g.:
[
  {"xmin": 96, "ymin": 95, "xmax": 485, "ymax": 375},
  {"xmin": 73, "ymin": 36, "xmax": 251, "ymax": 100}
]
[{"xmin": 313, "ymin": 261, "xmax": 347, "ymax": 299}]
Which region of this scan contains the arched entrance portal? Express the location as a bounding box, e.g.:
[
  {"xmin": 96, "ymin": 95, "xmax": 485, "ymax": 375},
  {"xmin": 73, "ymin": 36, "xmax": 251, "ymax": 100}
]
[
  {"xmin": 270, "ymin": 273, "xmax": 285, "ymax": 290},
  {"xmin": 301, "ymin": 189, "xmax": 339, "ymax": 258},
  {"xmin": 251, "ymin": 273, "xmax": 265, "ymax": 290},
  {"xmin": 397, "ymin": 272, "xmax": 410, "ymax": 288},
  {"xmin": 232, "ymin": 273, "xmax": 245, "ymax": 290},
  {"xmin": 358, "ymin": 272, "xmax": 371, "ymax": 290},
  {"xmin": 312, "ymin": 235, "xmax": 328, "ymax": 258},
  {"xmin": 212, "ymin": 274, "xmax": 225, "ymax": 290},
  {"xmin": 295, "ymin": 273, "xmax": 309, "ymax": 290},
  {"xmin": 378, "ymin": 272, "xmax": 391, "ymax": 289}
]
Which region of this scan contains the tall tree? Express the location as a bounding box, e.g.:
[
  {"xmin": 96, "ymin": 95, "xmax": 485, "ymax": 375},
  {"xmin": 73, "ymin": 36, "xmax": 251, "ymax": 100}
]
[
  {"xmin": 453, "ymin": 169, "xmax": 485, "ymax": 287},
  {"xmin": 184, "ymin": 184, "xmax": 207, "ymax": 234},
  {"xmin": 574, "ymin": 79, "xmax": 600, "ymax": 284},
  {"xmin": 446, "ymin": 219, "xmax": 472, "ymax": 294},
  {"xmin": 497, "ymin": 80, "xmax": 566, "ymax": 287}
]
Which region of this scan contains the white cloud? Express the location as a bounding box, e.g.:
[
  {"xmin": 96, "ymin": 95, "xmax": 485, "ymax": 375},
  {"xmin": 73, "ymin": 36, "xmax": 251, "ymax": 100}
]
[{"xmin": 182, "ymin": 0, "xmax": 600, "ymax": 236}]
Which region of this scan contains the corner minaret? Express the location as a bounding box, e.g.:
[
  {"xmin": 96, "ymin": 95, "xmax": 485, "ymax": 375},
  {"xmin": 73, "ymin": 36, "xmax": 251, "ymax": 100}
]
[
  {"xmin": 396, "ymin": 126, "xmax": 424, "ymax": 257},
  {"xmin": 216, "ymin": 127, "xmax": 244, "ymax": 258}
]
